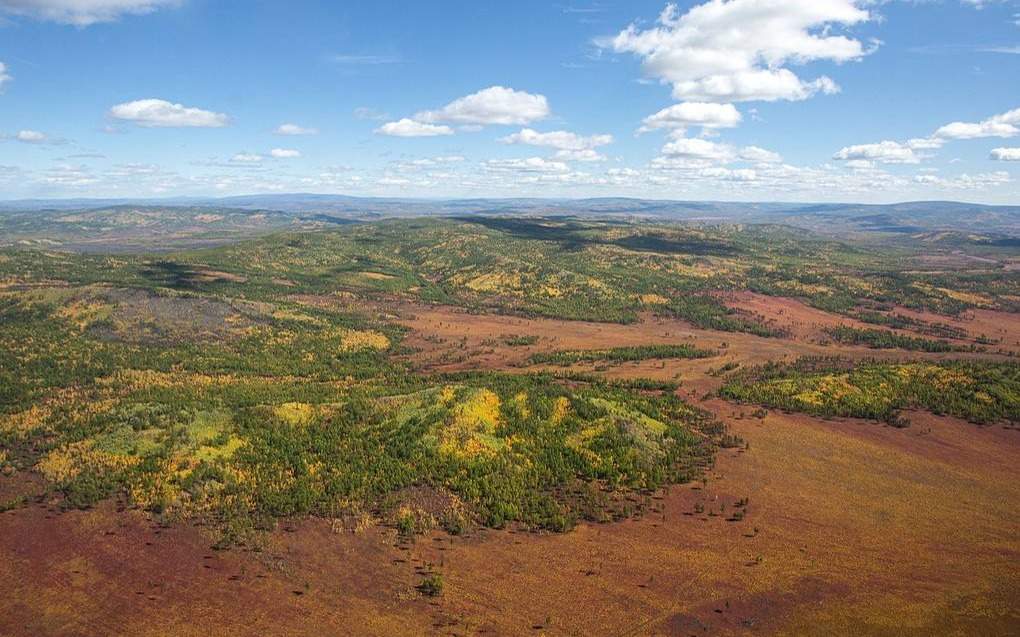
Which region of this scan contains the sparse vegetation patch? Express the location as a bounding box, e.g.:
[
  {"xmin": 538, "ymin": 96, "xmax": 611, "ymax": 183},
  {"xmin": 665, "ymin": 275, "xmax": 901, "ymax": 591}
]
[{"xmin": 721, "ymin": 358, "xmax": 1020, "ymax": 426}]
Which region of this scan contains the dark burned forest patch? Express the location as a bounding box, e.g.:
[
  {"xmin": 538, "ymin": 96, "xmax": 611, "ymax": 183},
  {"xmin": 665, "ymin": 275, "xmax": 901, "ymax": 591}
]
[
  {"xmin": 140, "ymin": 261, "xmax": 247, "ymax": 291},
  {"xmin": 85, "ymin": 287, "xmax": 257, "ymax": 345},
  {"xmin": 456, "ymin": 216, "xmax": 742, "ymax": 257}
]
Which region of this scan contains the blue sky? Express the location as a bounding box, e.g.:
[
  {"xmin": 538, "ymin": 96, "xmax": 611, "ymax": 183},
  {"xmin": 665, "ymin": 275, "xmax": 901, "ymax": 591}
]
[{"xmin": 0, "ymin": 0, "xmax": 1018, "ymax": 203}]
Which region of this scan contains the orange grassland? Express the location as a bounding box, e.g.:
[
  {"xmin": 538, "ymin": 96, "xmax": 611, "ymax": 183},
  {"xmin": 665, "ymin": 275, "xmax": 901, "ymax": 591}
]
[{"xmin": 1, "ymin": 297, "xmax": 1018, "ymax": 636}]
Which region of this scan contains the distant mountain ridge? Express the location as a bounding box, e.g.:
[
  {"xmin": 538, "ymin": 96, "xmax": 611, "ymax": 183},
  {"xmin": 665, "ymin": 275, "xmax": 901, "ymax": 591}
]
[
  {"xmin": 0, "ymin": 195, "xmax": 1017, "ymax": 243},
  {"xmin": 1, "ymin": 194, "xmax": 1016, "ymax": 215}
]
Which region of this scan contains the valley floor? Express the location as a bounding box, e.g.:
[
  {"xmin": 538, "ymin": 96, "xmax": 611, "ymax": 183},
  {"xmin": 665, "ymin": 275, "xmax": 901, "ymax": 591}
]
[{"xmin": 2, "ymin": 298, "xmax": 1018, "ymax": 636}]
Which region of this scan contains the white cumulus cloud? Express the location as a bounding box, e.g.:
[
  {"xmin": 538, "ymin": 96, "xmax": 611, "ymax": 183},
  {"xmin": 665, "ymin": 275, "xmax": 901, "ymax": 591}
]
[
  {"xmin": 415, "ymin": 86, "xmax": 550, "ymax": 126},
  {"xmin": 0, "ymin": 0, "xmax": 181, "ymax": 26},
  {"xmin": 499, "ymin": 128, "xmax": 613, "ymax": 152},
  {"xmin": 231, "ymin": 153, "xmax": 263, "ymax": 162},
  {"xmin": 275, "ymin": 123, "xmax": 318, "ymax": 136},
  {"xmin": 376, "ymin": 118, "xmax": 454, "ymax": 137},
  {"xmin": 109, "ymin": 98, "xmax": 229, "ymax": 128},
  {"xmin": 661, "ymin": 136, "xmax": 734, "ymax": 161},
  {"xmin": 377, "ymin": 176, "xmax": 411, "ymax": 186},
  {"xmin": 270, "ymin": 148, "xmax": 301, "ymax": 159},
  {"xmin": 656, "ymin": 135, "xmax": 783, "ymax": 167},
  {"xmin": 835, "ymin": 108, "xmax": 1019, "ymax": 166},
  {"xmin": 483, "ymin": 157, "xmax": 570, "ymax": 173},
  {"xmin": 914, "ymin": 171, "xmax": 1010, "ymax": 190},
  {"xmin": 934, "ymin": 107, "xmax": 1020, "ymax": 140},
  {"xmin": 499, "ymin": 128, "xmax": 612, "ymax": 151},
  {"xmin": 960, "ymin": 0, "xmax": 1008, "ymax": 7},
  {"xmin": 990, "ymin": 147, "xmax": 1020, "ymax": 161},
  {"xmin": 640, "ymin": 102, "xmax": 742, "ymax": 133},
  {"xmin": 739, "ymin": 146, "xmax": 783, "ymax": 163},
  {"xmin": 16, "ymin": 129, "xmax": 48, "ymax": 143},
  {"xmin": 906, "ymin": 137, "xmax": 944, "ymax": 150},
  {"xmin": 554, "ymin": 149, "xmax": 608, "ymax": 162},
  {"xmin": 606, "ymin": 1, "xmax": 871, "ymax": 102},
  {"xmin": 833, "ymin": 140, "xmax": 920, "ymax": 164},
  {"xmin": 4, "ymin": 129, "xmax": 66, "ymax": 145}
]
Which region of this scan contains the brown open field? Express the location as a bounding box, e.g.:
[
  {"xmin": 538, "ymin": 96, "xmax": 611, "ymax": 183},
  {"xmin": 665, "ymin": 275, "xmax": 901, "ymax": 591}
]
[
  {"xmin": 413, "ymin": 408, "xmax": 1020, "ymax": 636},
  {"xmin": 2, "ymin": 297, "xmax": 1018, "ymax": 636},
  {"xmin": 390, "ymin": 300, "xmax": 851, "ymax": 374},
  {"xmin": 389, "ymin": 300, "xmax": 1016, "ymax": 377}
]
